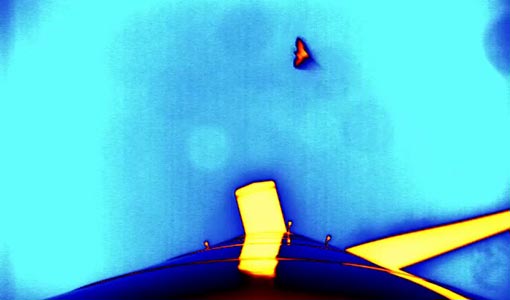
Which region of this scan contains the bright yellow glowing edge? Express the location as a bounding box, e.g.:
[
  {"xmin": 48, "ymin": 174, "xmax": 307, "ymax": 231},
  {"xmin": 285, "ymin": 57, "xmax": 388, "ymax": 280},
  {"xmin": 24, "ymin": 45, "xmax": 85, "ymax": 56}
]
[
  {"xmin": 235, "ymin": 180, "xmax": 510, "ymax": 298},
  {"xmin": 346, "ymin": 210, "xmax": 510, "ymax": 299},
  {"xmin": 236, "ymin": 181, "xmax": 286, "ymax": 277}
]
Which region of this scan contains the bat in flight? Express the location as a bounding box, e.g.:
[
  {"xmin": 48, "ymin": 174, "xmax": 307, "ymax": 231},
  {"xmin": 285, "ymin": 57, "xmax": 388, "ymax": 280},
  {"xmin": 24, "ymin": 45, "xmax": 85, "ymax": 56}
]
[{"xmin": 293, "ymin": 37, "xmax": 313, "ymax": 69}]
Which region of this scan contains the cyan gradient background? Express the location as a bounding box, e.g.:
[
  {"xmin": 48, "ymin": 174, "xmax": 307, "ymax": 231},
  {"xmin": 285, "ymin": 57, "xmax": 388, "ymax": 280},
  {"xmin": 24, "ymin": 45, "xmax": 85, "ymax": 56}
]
[{"xmin": 0, "ymin": 0, "xmax": 509, "ymax": 299}]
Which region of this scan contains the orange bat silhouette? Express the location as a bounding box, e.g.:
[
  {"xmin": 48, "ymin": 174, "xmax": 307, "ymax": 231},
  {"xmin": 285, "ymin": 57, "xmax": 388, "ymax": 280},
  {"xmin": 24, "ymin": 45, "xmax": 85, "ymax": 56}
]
[{"xmin": 293, "ymin": 37, "xmax": 310, "ymax": 68}]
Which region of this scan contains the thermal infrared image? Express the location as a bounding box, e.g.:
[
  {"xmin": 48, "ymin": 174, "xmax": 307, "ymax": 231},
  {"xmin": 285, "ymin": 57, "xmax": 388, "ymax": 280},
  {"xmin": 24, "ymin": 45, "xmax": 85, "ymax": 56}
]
[{"xmin": 0, "ymin": 1, "xmax": 509, "ymax": 299}]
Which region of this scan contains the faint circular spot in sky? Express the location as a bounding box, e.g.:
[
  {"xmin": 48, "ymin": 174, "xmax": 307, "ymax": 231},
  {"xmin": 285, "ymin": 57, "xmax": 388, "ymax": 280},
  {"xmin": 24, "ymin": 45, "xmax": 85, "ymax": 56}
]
[
  {"xmin": 297, "ymin": 105, "xmax": 342, "ymax": 152},
  {"xmin": 342, "ymin": 102, "xmax": 393, "ymax": 153},
  {"xmin": 187, "ymin": 126, "xmax": 229, "ymax": 171},
  {"xmin": 472, "ymin": 243, "xmax": 509, "ymax": 290},
  {"xmin": 484, "ymin": 13, "xmax": 510, "ymax": 76}
]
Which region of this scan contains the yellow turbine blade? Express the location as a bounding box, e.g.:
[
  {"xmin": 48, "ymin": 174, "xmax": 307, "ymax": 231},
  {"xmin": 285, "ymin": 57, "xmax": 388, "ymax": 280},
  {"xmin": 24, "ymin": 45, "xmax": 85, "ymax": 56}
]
[
  {"xmin": 346, "ymin": 210, "xmax": 510, "ymax": 270},
  {"xmin": 237, "ymin": 232, "xmax": 284, "ymax": 277},
  {"xmin": 343, "ymin": 263, "xmax": 467, "ymax": 300},
  {"xmin": 235, "ymin": 181, "xmax": 286, "ymax": 277},
  {"xmin": 235, "ymin": 181, "xmax": 286, "ymax": 235},
  {"xmin": 394, "ymin": 270, "xmax": 468, "ymax": 300}
]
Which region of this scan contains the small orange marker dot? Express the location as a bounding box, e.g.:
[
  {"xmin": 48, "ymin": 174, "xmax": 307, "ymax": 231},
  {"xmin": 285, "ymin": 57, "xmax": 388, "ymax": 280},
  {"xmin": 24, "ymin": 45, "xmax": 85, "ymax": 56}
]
[
  {"xmin": 286, "ymin": 220, "xmax": 293, "ymax": 234},
  {"xmin": 325, "ymin": 234, "xmax": 332, "ymax": 247}
]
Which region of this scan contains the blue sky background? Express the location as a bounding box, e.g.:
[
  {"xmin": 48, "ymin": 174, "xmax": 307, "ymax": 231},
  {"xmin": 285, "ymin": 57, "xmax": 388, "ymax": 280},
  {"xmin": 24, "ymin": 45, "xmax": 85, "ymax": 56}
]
[{"xmin": 0, "ymin": 0, "xmax": 509, "ymax": 299}]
